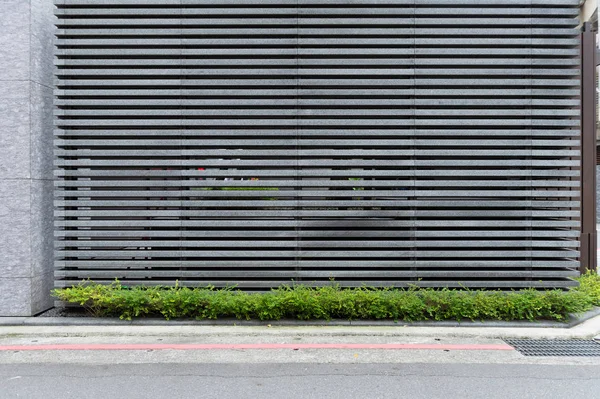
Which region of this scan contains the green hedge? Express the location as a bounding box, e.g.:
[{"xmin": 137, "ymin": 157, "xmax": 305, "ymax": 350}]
[{"xmin": 52, "ymin": 273, "xmax": 600, "ymax": 322}]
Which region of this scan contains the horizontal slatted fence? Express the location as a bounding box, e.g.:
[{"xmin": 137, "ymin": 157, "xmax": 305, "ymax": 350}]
[{"xmin": 54, "ymin": 0, "xmax": 582, "ymax": 289}]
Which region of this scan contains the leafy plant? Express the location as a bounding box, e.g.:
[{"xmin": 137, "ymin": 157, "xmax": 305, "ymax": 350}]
[
  {"xmin": 348, "ymin": 177, "xmax": 364, "ymax": 191},
  {"xmin": 52, "ymin": 274, "xmax": 600, "ymax": 322}
]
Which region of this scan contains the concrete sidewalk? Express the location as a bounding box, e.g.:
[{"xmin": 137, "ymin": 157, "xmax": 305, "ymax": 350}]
[
  {"xmin": 2, "ymin": 307, "xmax": 600, "ymax": 339},
  {"xmin": 0, "ymin": 315, "xmax": 599, "ymax": 367},
  {"xmin": 0, "ymin": 322, "xmax": 599, "ymax": 366},
  {"xmin": 2, "ymin": 314, "xmax": 600, "ymax": 341},
  {"xmin": 1, "ymin": 312, "xmax": 599, "ymax": 367}
]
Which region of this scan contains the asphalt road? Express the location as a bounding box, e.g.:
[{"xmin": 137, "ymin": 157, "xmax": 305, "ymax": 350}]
[{"xmin": 0, "ymin": 363, "xmax": 598, "ymax": 399}]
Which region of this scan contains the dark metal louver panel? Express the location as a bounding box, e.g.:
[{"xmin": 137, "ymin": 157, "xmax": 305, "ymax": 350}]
[{"xmin": 54, "ymin": 0, "xmax": 582, "ymax": 289}]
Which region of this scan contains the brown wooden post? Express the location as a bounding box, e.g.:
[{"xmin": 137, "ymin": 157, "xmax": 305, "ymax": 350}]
[{"xmin": 580, "ymin": 22, "xmax": 597, "ymax": 273}]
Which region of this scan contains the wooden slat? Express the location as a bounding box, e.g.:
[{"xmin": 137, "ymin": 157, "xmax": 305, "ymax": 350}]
[{"xmin": 54, "ymin": 0, "xmax": 581, "ymax": 289}]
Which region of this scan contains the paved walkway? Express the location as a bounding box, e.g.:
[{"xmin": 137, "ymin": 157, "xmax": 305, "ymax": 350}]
[
  {"xmin": 0, "ymin": 315, "xmax": 599, "ymax": 366},
  {"xmin": 1, "ymin": 315, "xmax": 600, "ymax": 398}
]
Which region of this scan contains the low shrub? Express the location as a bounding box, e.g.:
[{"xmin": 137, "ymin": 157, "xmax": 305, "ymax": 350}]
[{"xmin": 52, "ymin": 273, "xmax": 600, "ymax": 322}]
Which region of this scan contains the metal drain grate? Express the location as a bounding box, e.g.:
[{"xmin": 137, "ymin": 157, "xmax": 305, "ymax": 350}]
[{"xmin": 504, "ymin": 339, "xmax": 600, "ymax": 357}]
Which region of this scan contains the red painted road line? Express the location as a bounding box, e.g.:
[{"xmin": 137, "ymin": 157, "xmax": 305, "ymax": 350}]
[{"xmin": 0, "ymin": 343, "xmax": 514, "ymax": 351}]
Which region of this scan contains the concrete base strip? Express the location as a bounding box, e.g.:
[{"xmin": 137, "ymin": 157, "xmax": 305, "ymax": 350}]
[
  {"xmin": 1, "ymin": 314, "xmax": 600, "ymax": 341},
  {"xmin": 4, "ymin": 307, "xmax": 599, "ymax": 328},
  {"xmin": 0, "ymin": 343, "xmax": 514, "ymax": 351}
]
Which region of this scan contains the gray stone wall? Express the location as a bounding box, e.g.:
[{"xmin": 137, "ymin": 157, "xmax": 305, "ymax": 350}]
[{"xmin": 0, "ymin": 0, "xmax": 55, "ymax": 316}]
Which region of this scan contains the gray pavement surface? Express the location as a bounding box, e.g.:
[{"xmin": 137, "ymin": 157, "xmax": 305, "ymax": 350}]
[
  {"xmin": 1, "ymin": 321, "xmax": 600, "ymax": 398},
  {"xmin": 0, "ymin": 363, "xmax": 598, "ymax": 399}
]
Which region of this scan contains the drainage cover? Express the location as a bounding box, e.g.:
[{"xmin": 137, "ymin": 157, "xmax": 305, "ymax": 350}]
[{"xmin": 504, "ymin": 339, "xmax": 600, "ymax": 357}]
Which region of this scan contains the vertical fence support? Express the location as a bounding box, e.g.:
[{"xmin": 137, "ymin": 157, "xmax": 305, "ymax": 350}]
[{"xmin": 580, "ymin": 22, "xmax": 597, "ymax": 273}]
